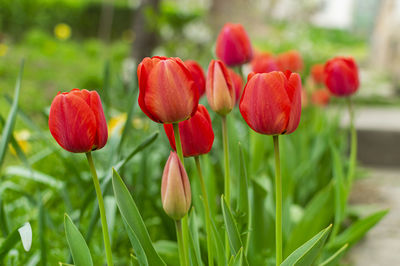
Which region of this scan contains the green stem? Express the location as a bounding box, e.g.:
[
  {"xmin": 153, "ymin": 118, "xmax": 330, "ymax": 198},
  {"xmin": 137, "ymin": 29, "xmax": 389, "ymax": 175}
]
[
  {"xmin": 221, "ymin": 116, "xmax": 231, "ymax": 259},
  {"xmin": 347, "ymin": 97, "xmax": 357, "ymax": 190},
  {"xmin": 175, "ymin": 220, "xmax": 188, "ymax": 266},
  {"xmin": 236, "ymin": 65, "xmax": 244, "ymax": 80},
  {"xmin": 172, "ymin": 123, "xmax": 190, "ymax": 266},
  {"xmin": 273, "ymin": 136, "xmax": 282, "ymax": 265},
  {"xmin": 194, "ymin": 156, "xmax": 214, "ymax": 266},
  {"xmin": 85, "ymin": 152, "xmax": 113, "ymax": 266}
]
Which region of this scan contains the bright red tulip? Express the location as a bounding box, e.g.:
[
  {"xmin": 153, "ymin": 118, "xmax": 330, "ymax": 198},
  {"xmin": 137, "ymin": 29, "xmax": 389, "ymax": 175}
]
[
  {"xmin": 49, "ymin": 89, "xmax": 108, "ymax": 153},
  {"xmin": 239, "ymin": 71, "xmax": 302, "ymax": 135},
  {"xmin": 227, "ymin": 68, "xmax": 244, "ymax": 104},
  {"xmin": 216, "ymin": 23, "xmax": 253, "ymax": 66},
  {"xmin": 161, "ymin": 152, "xmax": 191, "ymax": 220},
  {"xmin": 310, "ymin": 64, "xmax": 325, "ymax": 84},
  {"xmin": 138, "ymin": 56, "xmax": 199, "ymax": 124},
  {"xmin": 324, "ymin": 57, "xmax": 359, "ymax": 97},
  {"xmin": 184, "ymin": 60, "xmax": 206, "ymax": 97},
  {"xmin": 311, "ymin": 89, "xmax": 331, "ymax": 106},
  {"xmin": 251, "ymin": 52, "xmax": 279, "ymax": 73},
  {"xmin": 164, "ymin": 104, "xmax": 214, "ymax": 157},
  {"xmin": 206, "ymin": 60, "xmax": 235, "ymax": 116},
  {"xmin": 277, "ymin": 50, "xmax": 303, "ymax": 73}
]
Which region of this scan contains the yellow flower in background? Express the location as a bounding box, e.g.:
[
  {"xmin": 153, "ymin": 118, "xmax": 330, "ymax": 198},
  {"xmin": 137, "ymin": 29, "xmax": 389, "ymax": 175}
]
[
  {"xmin": 54, "ymin": 23, "xmax": 71, "ymax": 40},
  {"xmin": 9, "ymin": 129, "xmax": 31, "ymax": 155},
  {"xmin": 108, "ymin": 113, "xmax": 127, "ymax": 136},
  {"xmin": 0, "ymin": 43, "xmax": 8, "ymax": 56}
]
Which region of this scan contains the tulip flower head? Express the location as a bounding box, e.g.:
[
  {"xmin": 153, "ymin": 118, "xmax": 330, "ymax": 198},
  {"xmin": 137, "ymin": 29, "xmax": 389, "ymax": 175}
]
[
  {"xmin": 161, "ymin": 152, "xmax": 191, "ymax": 220},
  {"xmin": 138, "ymin": 56, "xmax": 199, "ymax": 124},
  {"xmin": 49, "ymin": 89, "xmax": 108, "ymax": 153},
  {"xmin": 310, "ymin": 64, "xmax": 325, "ymax": 84},
  {"xmin": 239, "ymin": 71, "xmax": 302, "ymax": 135},
  {"xmin": 216, "ymin": 23, "xmax": 253, "ymax": 66},
  {"xmin": 184, "ymin": 60, "xmax": 206, "ymax": 97},
  {"xmin": 324, "ymin": 57, "xmax": 359, "ymax": 97},
  {"xmin": 277, "ymin": 50, "xmax": 303, "ymax": 73},
  {"xmin": 164, "ymin": 104, "xmax": 214, "ymax": 157},
  {"xmin": 206, "ymin": 60, "xmax": 236, "ymax": 116},
  {"xmin": 311, "ymin": 89, "xmax": 331, "ymax": 107},
  {"xmin": 251, "ymin": 52, "xmax": 279, "ymax": 74},
  {"xmin": 227, "ymin": 68, "xmax": 244, "ymax": 104}
]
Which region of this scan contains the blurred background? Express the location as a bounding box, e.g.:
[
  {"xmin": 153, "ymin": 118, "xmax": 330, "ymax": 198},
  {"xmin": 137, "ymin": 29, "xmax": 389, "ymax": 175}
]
[{"xmin": 0, "ymin": 0, "xmax": 399, "ymax": 265}]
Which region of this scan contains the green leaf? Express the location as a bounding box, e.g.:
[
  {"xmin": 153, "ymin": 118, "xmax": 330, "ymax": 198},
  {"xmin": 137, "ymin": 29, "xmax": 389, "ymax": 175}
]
[
  {"xmin": 281, "ymin": 224, "xmax": 332, "ymax": 266},
  {"xmin": 328, "ymin": 209, "xmax": 388, "ymax": 249},
  {"xmin": 319, "ymin": 244, "xmax": 348, "ymax": 266},
  {"xmin": 188, "ymin": 208, "xmax": 202, "ymax": 266},
  {"xmin": 222, "ymin": 195, "xmax": 243, "ymax": 255},
  {"xmin": 237, "ymin": 143, "xmax": 250, "ymax": 252},
  {"xmin": 112, "ymin": 168, "xmax": 166, "ymax": 266},
  {"xmin": 228, "ymin": 247, "xmax": 243, "ymax": 266},
  {"xmin": 64, "ymin": 214, "xmax": 93, "ymax": 266},
  {"xmin": 210, "ymin": 215, "xmax": 226, "ymax": 266},
  {"xmin": 5, "ymin": 166, "xmax": 63, "ymax": 190},
  {"xmin": 154, "ymin": 241, "xmax": 179, "ymax": 266},
  {"xmin": 38, "ymin": 198, "xmax": 47, "ymax": 266},
  {"xmin": 0, "ymin": 60, "xmax": 24, "ymax": 169}
]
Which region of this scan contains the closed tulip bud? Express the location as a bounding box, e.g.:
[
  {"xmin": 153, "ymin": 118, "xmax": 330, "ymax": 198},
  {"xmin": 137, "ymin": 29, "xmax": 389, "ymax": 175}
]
[
  {"xmin": 216, "ymin": 23, "xmax": 253, "ymax": 66},
  {"xmin": 206, "ymin": 60, "xmax": 235, "ymax": 116},
  {"xmin": 240, "ymin": 71, "xmax": 302, "ymax": 135},
  {"xmin": 324, "ymin": 57, "xmax": 359, "ymax": 97},
  {"xmin": 138, "ymin": 56, "xmax": 199, "ymax": 124},
  {"xmin": 251, "ymin": 52, "xmax": 279, "ymax": 74},
  {"xmin": 184, "ymin": 60, "xmax": 206, "ymax": 97},
  {"xmin": 277, "ymin": 50, "xmax": 303, "ymax": 73},
  {"xmin": 49, "ymin": 89, "xmax": 108, "ymax": 153},
  {"xmin": 164, "ymin": 104, "xmax": 214, "ymax": 157},
  {"xmin": 310, "ymin": 64, "xmax": 325, "ymax": 84},
  {"xmin": 161, "ymin": 152, "xmax": 191, "ymax": 220},
  {"xmin": 311, "ymin": 89, "xmax": 331, "ymax": 106},
  {"xmin": 227, "ymin": 68, "xmax": 244, "ymax": 104}
]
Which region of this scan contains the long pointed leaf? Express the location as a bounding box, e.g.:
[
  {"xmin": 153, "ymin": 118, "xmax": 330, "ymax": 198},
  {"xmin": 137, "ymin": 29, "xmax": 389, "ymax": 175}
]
[{"xmin": 319, "ymin": 244, "xmax": 348, "ymax": 266}]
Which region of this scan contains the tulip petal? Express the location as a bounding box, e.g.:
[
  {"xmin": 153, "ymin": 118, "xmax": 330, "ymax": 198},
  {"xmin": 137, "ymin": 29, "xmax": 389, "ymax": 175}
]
[
  {"xmin": 88, "ymin": 91, "xmax": 108, "ymax": 150},
  {"xmin": 285, "ymin": 73, "xmax": 302, "ymax": 134}
]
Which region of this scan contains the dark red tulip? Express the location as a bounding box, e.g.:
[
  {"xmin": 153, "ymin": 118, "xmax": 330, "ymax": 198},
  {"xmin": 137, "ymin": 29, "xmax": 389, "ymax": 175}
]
[
  {"xmin": 164, "ymin": 104, "xmax": 214, "ymax": 157},
  {"xmin": 227, "ymin": 68, "xmax": 244, "ymax": 104},
  {"xmin": 184, "ymin": 60, "xmax": 206, "ymax": 97},
  {"xmin": 239, "ymin": 71, "xmax": 302, "ymax": 135},
  {"xmin": 49, "ymin": 89, "xmax": 108, "ymax": 153},
  {"xmin": 206, "ymin": 60, "xmax": 236, "ymax": 116},
  {"xmin": 324, "ymin": 57, "xmax": 359, "ymax": 97},
  {"xmin": 310, "ymin": 64, "xmax": 325, "ymax": 84},
  {"xmin": 251, "ymin": 52, "xmax": 279, "ymax": 73},
  {"xmin": 311, "ymin": 89, "xmax": 331, "ymax": 106},
  {"xmin": 216, "ymin": 23, "xmax": 253, "ymax": 66},
  {"xmin": 138, "ymin": 56, "xmax": 199, "ymax": 124},
  {"xmin": 277, "ymin": 50, "xmax": 303, "ymax": 73}
]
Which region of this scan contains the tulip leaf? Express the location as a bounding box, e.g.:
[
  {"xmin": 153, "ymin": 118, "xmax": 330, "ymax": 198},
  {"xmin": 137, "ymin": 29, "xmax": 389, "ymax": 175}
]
[
  {"xmin": 64, "ymin": 214, "xmax": 93, "ymax": 266},
  {"xmin": 153, "ymin": 241, "xmax": 179, "ymax": 266},
  {"xmin": 228, "ymin": 247, "xmax": 243, "ymax": 266},
  {"xmin": 221, "ymin": 195, "xmax": 243, "ymax": 255},
  {"xmin": 210, "ymin": 213, "xmax": 226, "ymax": 266},
  {"xmin": 237, "ymin": 142, "xmax": 250, "ymax": 252},
  {"xmin": 5, "ymin": 166, "xmax": 63, "ymax": 190},
  {"xmin": 0, "ymin": 59, "xmax": 24, "ymax": 169},
  {"xmin": 0, "ymin": 222, "xmax": 32, "ymax": 260},
  {"xmin": 281, "ymin": 224, "xmax": 332, "ymax": 266},
  {"xmin": 112, "ymin": 168, "xmax": 166, "ymax": 266},
  {"xmin": 188, "ymin": 208, "xmax": 202, "ymax": 266},
  {"xmin": 319, "ymin": 244, "xmax": 348, "ymax": 266}
]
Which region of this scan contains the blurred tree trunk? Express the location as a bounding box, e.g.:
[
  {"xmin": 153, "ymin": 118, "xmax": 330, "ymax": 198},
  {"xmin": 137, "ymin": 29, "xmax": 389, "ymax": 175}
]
[
  {"xmin": 131, "ymin": 0, "xmax": 160, "ymax": 62},
  {"xmin": 98, "ymin": 0, "xmax": 115, "ymax": 44}
]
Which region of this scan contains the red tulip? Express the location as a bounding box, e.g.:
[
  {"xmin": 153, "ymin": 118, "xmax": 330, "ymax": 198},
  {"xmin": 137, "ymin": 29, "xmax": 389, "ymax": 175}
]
[
  {"xmin": 161, "ymin": 152, "xmax": 191, "ymax": 220},
  {"xmin": 324, "ymin": 57, "xmax": 359, "ymax": 97},
  {"xmin": 216, "ymin": 23, "xmax": 253, "ymax": 66},
  {"xmin": 310, "ymin": 64, "xmax": 325, "ymax": 84},
  {"xmin": 276, "ymin": 50, "xmax": 303, "ymax": 73},
  {"xmin": 49, "ymin": 89, "xmax": 108, "ymax": 153},
  {"xmin": 138, "ymin": 56, "xmax": 199, "ymax": 124},
  {"xmin": 251, "ymin": 52, "xmax": 279, "ymax": 73},
  {"xmin": 164, "ymin": 104, "xmax": 214, "ymax": 157},
  {"xmin": 311, "ymin": 89, "xmax": 331, "ymax": 106},
  {"xmin": 184, "ymin": 60, "xmax": 206, "ymax": 97},
  {"xmin": 227, "ymin": 68, "xmax": 244, "ymax": 104},
  {"xmin": 239, "ymin": 71, "xmax": 302, "ymax": 135},
  {"xmin": 206, "ymin": 60, "xmax": 235, "ymax": 116}
]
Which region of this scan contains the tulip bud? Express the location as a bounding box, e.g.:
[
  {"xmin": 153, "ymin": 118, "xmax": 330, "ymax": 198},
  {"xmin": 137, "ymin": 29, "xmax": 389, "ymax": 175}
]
[
  {"xmin": 276, "ymin": 50, "xmax": 303, "ymax": 73},
  {"xmin": 206, "ymin": 60, "xmax": 235, "ymax": 116},
  {"xmin": 239, "ymin": 71, "xmax": 302, "ymax": 135},
  {"xmin": 48, "ymin": 89, "xmax": 108, "ymax": 153},
  {"xmin": 251, "ymin": 52, "xmax": 279, "ymax": 74},
  {"xmin": 184, "ymin": 60, "xmax": 206, "ymax": 97},
  {"xmin": 310, "ymin": 64, "xmax": 325, "ymax": 84},
  {"xmin": 138, "ymin": 56, "xmax": 199, "ymax": 124},
  {"xmin": 311, "ymin": 89, "xmax": 331, "ymax": 107},
  {"xmin": 227, "ymin": 68, "xmax": 244, "ymax": 104},
  {"xmin": 216, "ymin": 23, "xmax": 253, "ymax": 66},
  {"xmin": 161, "ymin": 152, "xmax": 191, "ymax": 220},
  {"xmin": 324, "ymin": 57, "xmax": 359, "ymax": 97},
  {"xmin": 164, "ymin": 104, "xmax": 214, "ymax": 157}
]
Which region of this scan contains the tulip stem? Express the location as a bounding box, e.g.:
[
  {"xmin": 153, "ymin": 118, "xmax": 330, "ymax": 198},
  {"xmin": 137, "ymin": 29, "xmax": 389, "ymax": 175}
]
[
  {"xmin": 347, "ymin": 97, "xmax": 357, "ymax": 189},
  {"xmin": 221, "ymin": 115, "xmax": 231, "ymax": 258},
  {"xmin": 172, "ymin": 123, "xmax": 190, "ymax": 266},
  {"xmin": 86, "ymin": 152, "xmax": 113, "ymax": 266},
  {"xmin": 175, "ymin": 220, "xmax": 188, "ymax": 266},
  {"xmin": 273, "ymin": 135, "xmax": 282, "ymax": 265},
  {"xmin": 194, "ymin": 156, "xmax": 214, "ymax": 266}
]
